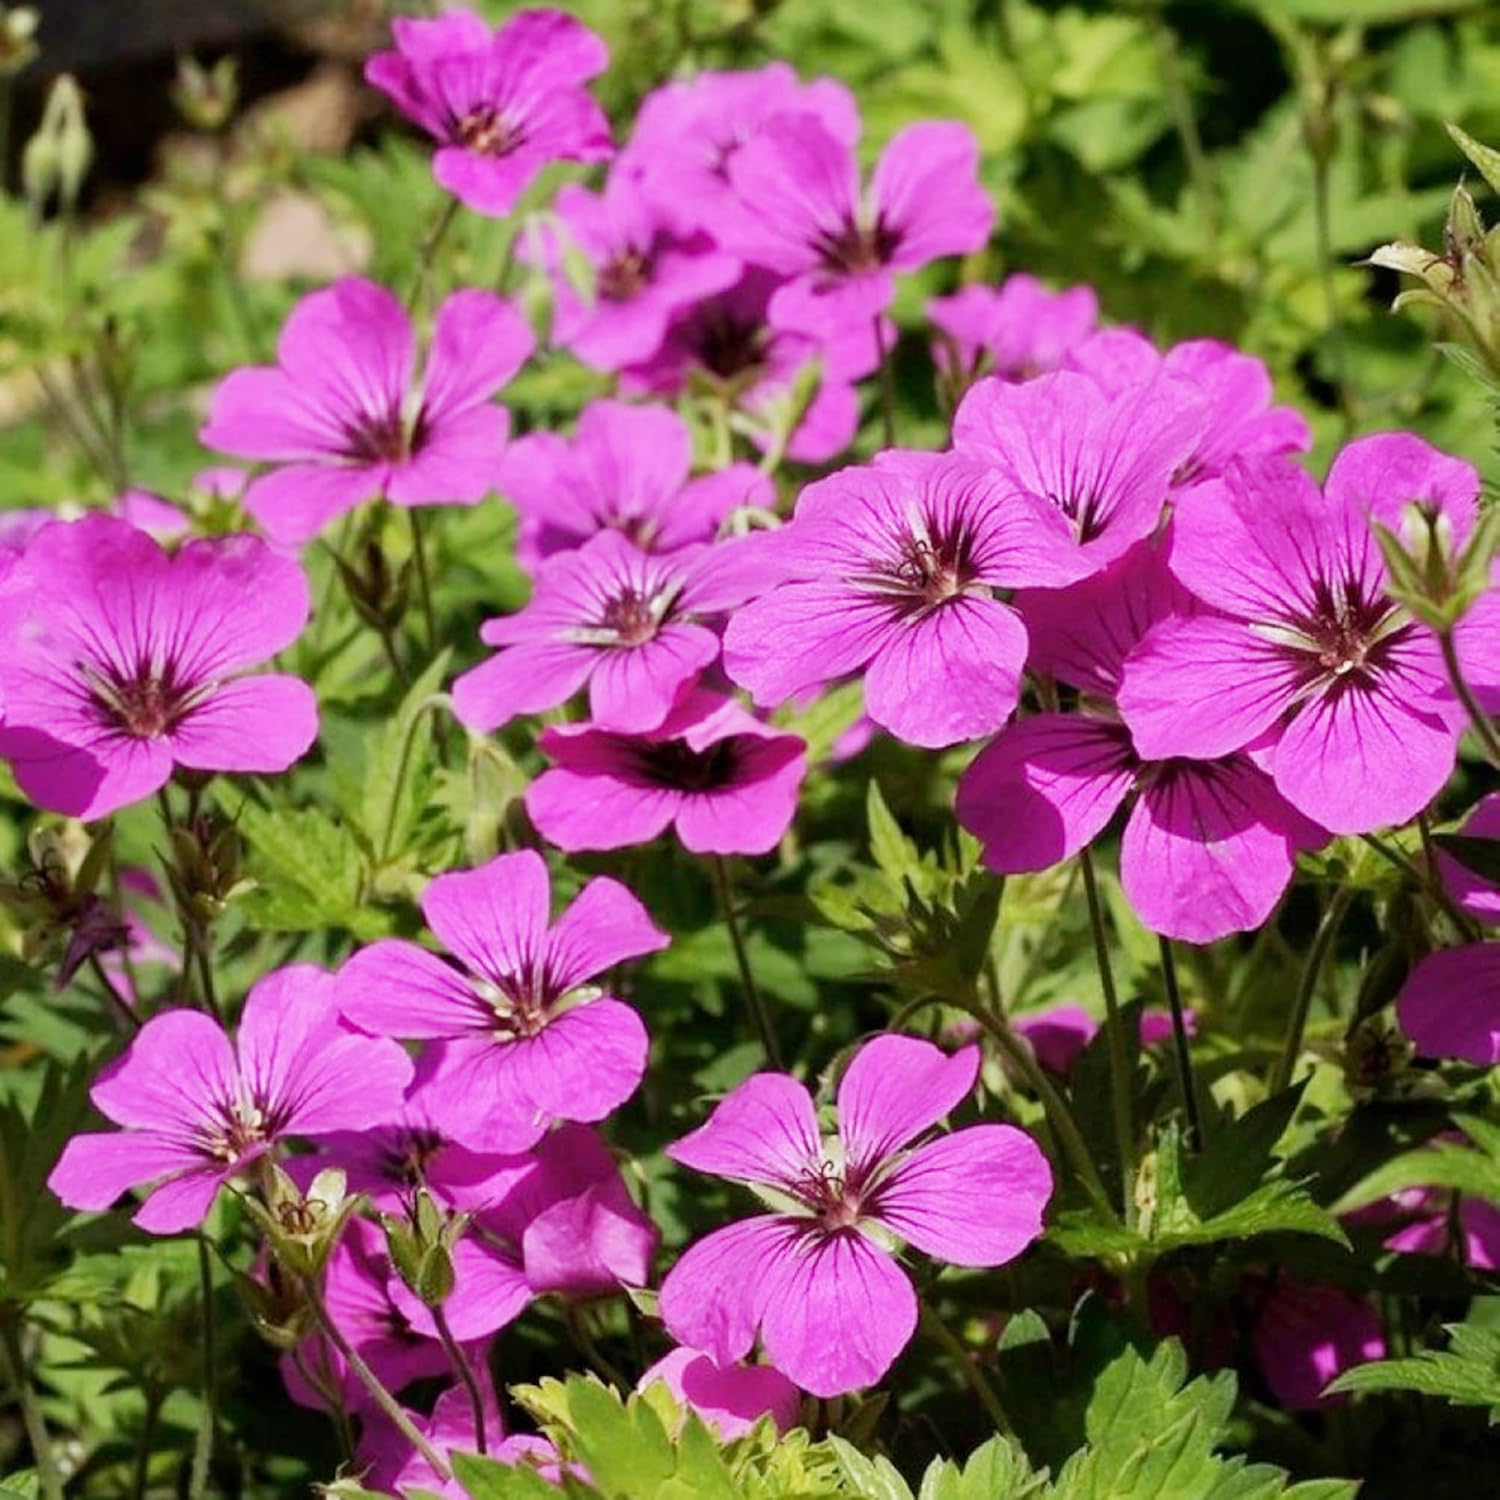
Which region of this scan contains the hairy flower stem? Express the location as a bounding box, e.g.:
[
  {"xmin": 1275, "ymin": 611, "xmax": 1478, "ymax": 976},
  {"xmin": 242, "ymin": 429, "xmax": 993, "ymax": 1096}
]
[
  {"xmin": 711, "ymin": 855, "xmax": 784, "ymax": 1069},
  {"xmin": 1359, "ymin": 829, "xmax": 1482, "ymax": 942},
  {"xmin": 919, "ymin": 1299, "xmax": 1011, "ymax": 1436},
  {"xmin": 1158, "ymin": 937, "xmax": 1205, "ymax": 1152},
  {"xmin": 1079, "ymin": 848, "xmax": 1136, "ymax": 1223},
  {"xmin": 408, "ymin": 196, "xmax": 461, "ymax": 313},
  {"xmin": 432, "ymin": 1302, "xmax": 488, "ymax": 1454},
  {"xmin": 131, "ymin": 1389, "xmax": 162, "ymax": 1500},
  {"xmin": 1271, "ymin": 887, "xmax": 1353, "ymax": 1095},
  {"xmin": 378, "ymin": 694, "xmax": 451, "ymax": 865},
  {"xmin": 1439, "ymin": 628, "xmax": 1500, "ymax": 767},
  {"xmin": 190, "ymin": 1237, "xmax": 217, "ymax": 1500},
  {"xmin": 293, "ymin": 1345, "xmax": 355, "ymax": 1461},
  {"xmin": 1, "ymin": 1316, "xmax": 65, "ymax": 1500},
  {"xmin": 301, "ymin": 1272, "xmax": 451, "ymax": 1481},
  {"xmin": 87, "ymin": 953, "xmax": 141, "ymax": 1034},
  {"xmin": 873, "ymin": 315, "xmax": 897, "ymax": 448}
]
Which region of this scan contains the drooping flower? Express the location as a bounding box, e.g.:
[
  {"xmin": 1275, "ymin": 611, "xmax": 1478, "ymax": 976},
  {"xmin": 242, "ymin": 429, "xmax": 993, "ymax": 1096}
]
[
  {"xmin": 282, "ymin": 1216, "xmax": 450, "ymax": 1413},
  {"xmin": 1397, "ymin": 943, "xmax": 1500, "ymax": 1065},
  {"xmin": 201, "ymin": 277, "xmax": 533, "ymax": 544},
  {"xmin": 951, "ymin": 368, "xmax": 1200, "ymax": 577},
  {"xmin": 385, "ymin": 1123, "xmax": 658, "ymax": 1342},
  {"xmin": 365, "ymin": 7, "xmax": 611, "ymax": 217},
  {"xmin": 1064, "ymin": 329, "xmax": 1310, "ymax": 486},
  {"xmin": 1117, "ymin": 436, "xmax": 1480, "ymax": 834},
  {"xmin": 624, "ymin": 63, "xmax": 859, "ymax": 238},
  {"xmin": 621, "ymin": 268, "xmax": 879, "ymax": 466},
  {"xmin": 48, "ymin": 965, "xmax": 413, "ymax": 1233},
  {"xmin": 722, "ymin": 454, "xmax": 1085, "ymax": 748},
  {"xmin": 538, "ymin": 165, "xmax": 741, "ymax": 372},
  {"xmin": 721, "ymin": 114, "xmax": 993, "ymax": 336},
  {"xmin": 526, "ymin": 689, "xmax": 806, "ymax": 857},
  {"xmin": 928, "ymin": 274, "xmax": 1098, "ymax": 385},
  {"xmin": 658, "ymin": 1034, "xmax": 1051, "ymax": 1397},
  {"xmin": 957, "ymin": 536, "xmax": 1326, "ymax": 943},
  {"xmin": 0, "ymin": 515, "xmax": 318, "ymax": 819},
  {"xmin": 335, "ymin": 851, "xmax": 668, "ymax": 1151},
  {"xmin": 451, "ymin": 528, "xmax": 774, "ymax": 736},
  {"xmin": 638, "ymin": 1347, "xmax": 802, "ymax": 1439},
  {"xmin": 1249, "ymin": 1281, "xmax": 1385, "ymax": 1411},
  {"xmin": 498, "ymin": 399, "xmax": 771, "ymax": 571},
  {"xmin": 1437, "ymin": 792, "xmax": 1500, "ymax": 924}
]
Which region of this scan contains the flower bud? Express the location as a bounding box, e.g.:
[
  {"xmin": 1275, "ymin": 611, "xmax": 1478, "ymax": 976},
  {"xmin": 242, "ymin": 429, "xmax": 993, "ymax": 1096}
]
[
  {"xmin": 0, "ymin": 6, "xmax": 38, "ymax": 75},
  {"xmin": 24, "ymin": 75, "xmax": 91, "ymax": 213},
  {"xmin": 246, "ymin": 1164, "xmax": 363, "ymax": 1280},
  {"xmin": 172, "ymin": 54, "xmax": 238, "ymax": 133},
  {"xmin": 236, "ymin": 1258, "xmax": 312, "ymax": 1350},
  {"xmin": 379, "ymin": 1189, "xmax": 471, "ymax": 1308}
]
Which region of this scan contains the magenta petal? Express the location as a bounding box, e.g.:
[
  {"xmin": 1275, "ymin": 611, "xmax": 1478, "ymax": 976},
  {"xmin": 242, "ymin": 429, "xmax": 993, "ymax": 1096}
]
[
  {"xmin": 422, "ymin": 850, "xmax": 552, "ymax": 980},
  {"xmin": 837, "ymin": 1035, "xmax": 978, "ymax": 1172},
  {"xmin": 244, "ymin": 463, "xmax": 383, "ymax": 544},
  {"xmin": 862, "ymin": 596, "xmax": 1026, "ymax": 749},
  {"xmin": 48, "ymin": 1132, "xmax": 204, "ymax": 1212},
  {"xmin": 660, "ymin": 1216, "xmax": 799, "ymax": 1367},
  {"xmin": 133, "ymin": 1169, "xmax": 231, "ymax": 1234},
  {"xmin": 956, "ymin": 714, "xmax": 1135, "ymax": 873},
  {"xmin": 506, "ymin": 1000, "xmax": 649, "ymax": 1123},
  {"xmin": 1324, "ymin": 431, "xmax": 1479, "ymax": 542},
  {"xmin": 667, "ymin": 1073, "xmax": 821, "ymax": 1191},
  {"xmin": 526, "ymin": 764, "xmax": 680, "ymax": 853},
  {"xmin": 874, "ymin": 1123, "xmax": 1051, "ymax": 1266},
  {"xmin": 336, "ymin": 939, "xmax": 487, "ymax": 1039},
  {"xmin": 393, "ymin": 1236, "xmax": 532, "ymax": 1341},
  {"xmin": 422, "ymin": 289, "xmax": 533, "ymax": 422},
  {"xmin": 1119, "ymin": 615, "xmax": 1302, "ymax": 761},
  {"xmin": 1252, "ymin": 1282, "xmax": 1385, "ymax": 1412},
  {"xmin": 521, "ymin": 1180, "xmax": 658, "ymax": 1296},
  {"xmin": 639, "ymin": 1348, "xmax": 801, "ymax": 1439},
  {"xmin": 586, "ymin": 624, "xmax": 720, "ymax": 733},
  {"xmin": 1439, "ymin": 793, "xmax": 1500, "ymax": 924},
  {"xmin": 870, "ymin": 121, "xmax": 992, "ymax": 268},
  {"xmin": 451, "ymin": 640, "xmax": 597, "ymax": 732},
  {"xmin": 168, "ymin": 675, "xmax": 318, "ymax": 775},
  {"xmin": 758, "ymin": 1229, "xmax": 917, "ymax": 1398},
  {"xmin": 1398, "ymin": 945, "xmax": 1500, "ymax": 1065},
  {"xmin": 90, "ymin": 1009, "xmax": 235, "ymax": 1131},
  {"xmin": 1273, "ymin": 679, "xmax": 1458, "ymax": 834},
  {"xmin": 545, "ymin": 876, "xmax": 669, "ymax": 991},
  {"xmin": 1121, "ymin": 758, "xmax": 1320, "ymax": 943}
]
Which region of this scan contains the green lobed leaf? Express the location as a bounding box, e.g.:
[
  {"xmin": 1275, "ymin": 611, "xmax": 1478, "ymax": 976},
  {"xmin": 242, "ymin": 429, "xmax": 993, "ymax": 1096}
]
[{"xmin": 1326, "ymin": 1321, "xmax": 1500, "ymax": 1420}]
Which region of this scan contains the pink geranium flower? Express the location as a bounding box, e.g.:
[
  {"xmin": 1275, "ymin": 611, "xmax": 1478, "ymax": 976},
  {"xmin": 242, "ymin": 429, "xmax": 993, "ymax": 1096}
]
[
  {"xmin": 638, "ymin": 1347, "xmax": 802, "ymax": 1439},
  {"xmin": 0, "ymin": 515, "xmax": 318, "ymax": 819},
  {"xmin": 951, "ymin": 369, "xmax": 1200, "ymax": 577},
  {"xmin": 48, "ymin": 965, "xmax": 413, "ymax": 1233},
  {"xmin": 625, "ymin": 64, "xmax": 858, "ymax": 238},
  {"xmin": 928, "ymin": 274, "xmax": 1098, "ymax": 384},
  {"xmin": 721, "ymin": 114, "xmax": 993, "ymax": 336},
  {"xmin": 957, "ymin": 537, "xmax": 1325, "ymax": 943},
  {"xmin": 1397, "ymin": 943, "xmax": 1500, "ymax": 1065},
  {"xmin": 1250, "ymin": 1281, "xmax": 1384, "ymax": 1412},
  {"xmin": 451, "ymin": 529, "xmax": 773, "ymax": 735},
  {"xmin": 1118, "ymin": 435, "xmax": 1480, "ymax": 834},
  {"xmin": 539, "ymin": 166, "xmax": 741, "ymax": 372},
  {"xmin": 722, "ymin": 454, "xmax": 1085, "ymax": 749},
  {"xmin": 115, "ymin": 489, "xmax": 191, "ymax": 544},
  {"xmin": 621, "ymin": 268, "xmax": 879, "ymax": 465},
  {"xmin": 658, "ymin": 1035, "xmax": 1051, "ymax": 1397},
  {"xmin": 526, "ymin": 689, "xmax": 806, "ymax": 857},
  {"xmin": 365, "ymin": 7, "xmax": 611, "ymax": 217},
  {"xmin": 282, "ymin": 1216, "xmax": 450, "ymax": 1413},
  {"xmin": 387, "ymin": 1123, "xmax": 658, "ymax": 1342},
  {"xmin": 1009, "ymin": 1001, "xmax": 1197, "ymax": 1077},
  {"xmin": 335, "ymin": 851, "xmax": 668, "ymax": 1151},
  {"xmin": 498, "ymin": 399, "xmax": 770, "ymax": 571},
  {"xmin": 1065, "ymin": 329, "xmax": 1310, "ymax": 486},
  {"xmin": 201, "ymin": 277, "xmax": 533, "ymax": 544}
]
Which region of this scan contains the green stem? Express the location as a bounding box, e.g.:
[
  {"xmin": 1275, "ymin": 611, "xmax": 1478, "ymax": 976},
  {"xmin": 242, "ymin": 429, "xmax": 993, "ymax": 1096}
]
[
  {"xmin": 292, "ymin": 1345, "xmax": 354, "ymax": 1462},
  {"xmin": 1310, "ymin": 138, "xmax": 1351, "ymax": 428},
  {"xmin": 1271, "ymin": 887, "xmax": 1353, "ymax": 1094},
  {"xmin": 711, "ymin": 855, "xmax": 784, "ymax": 1069},
  {"xmin": 431, "ymin": 1302, "xmax": 487, "ymax": 1454},
  {"xmin": 87, "ymin": 953, "xmax": 141, "ymax": 1033},
  {"xmin": 1158, "ymin": 936, "xmax": 1205, "ymax": 1152},
  {"xmin": 189, "ymin": 1237, "xmax": 217, "ymax": 1500},
  {"xmin": 378, "ymin": 695, "xmax": 450, "ymax": 865},
  {"xmin": 1360, "ymin": 829, "xmax": 1482, "ymax": 942},
  {"xmin": 131, "ymin": 1388, "xmax": 162, "ymax": 1500},
  {"xmin": 1440, "ymin": 628, "xmax": 1500, "ymax": 767},
  {"xmin": 301, "ymin": 1273, "xmax": 451, "ymax": 1481},
  {"xmin": 919, "ymin": 1300, "xmax": 1011, "ymax": 1436},
  {"xmin": 0, "ymin": 1316, "xmax": 65, "ymax": 1500},
  {"xmin": 408, "ymin": 507, "xmax": 439, "ymax": 660},
  {"xmin": 408, "ymin": 197, "xmax": 461, "ymax": 312},
  {"xmin": 873, "ymin": 315, "xmax": 897, "ymax": 448},
  {"xmin": 1079, "ymin": 848, "xmax": 1135, "ymax": 1222}
]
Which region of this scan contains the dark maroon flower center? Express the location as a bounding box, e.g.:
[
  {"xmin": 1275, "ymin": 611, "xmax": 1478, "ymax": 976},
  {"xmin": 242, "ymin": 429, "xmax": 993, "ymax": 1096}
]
[
  {"xmin": 1044, "ymin": 487, "xmax": 1109, "ymax": 544},
  {"xmin": 90, "ymin": 663, "xmax": 195, "ymax": 740},
  {"xmin": 693, "ymin": 312, "xmax": 767, "ymax": 383},
  {"xmin": 625, "ymin": 736, "xmax": 742, "ymax": 792},
  {"xmin": 454, "ymin": 104, "xmax": 518, "ymax": 156},
  {"xmin": 791, "ymin": 1159, "xmax": 867, "ymax": 1232},
  {"xmin": 600, "ymin": 588, "xmax": 660, "ymax": 646},
  {"xmin": 863, "ymin": 512, "xmax": 981, "ymax": 616},
  {"xmin": 345, "ymin": 407, "xmax": 421, "ymax": 465},
  {"xmin": 202, "ymin": 1096, "xmax": 272, "ymax": 1162},
  {"xmin": 598, "ymin": 248, "xmax": 652, "ymax": 302},
  {"xmin": 1286, "ymin": 579, "xmax": 1400, "ymax": 681},
  {"xmin": 381, "ymin": 1127, "xmax": 446, "ymax": 1188},
  {"xmin": 814, "ymin": 214, "xmax": 902, "ymax": 277}
]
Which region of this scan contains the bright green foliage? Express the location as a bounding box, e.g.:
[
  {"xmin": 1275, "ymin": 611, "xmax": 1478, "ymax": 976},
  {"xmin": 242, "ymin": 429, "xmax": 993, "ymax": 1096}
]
[{"xmin": 1328, "ymin": 1322, "xmax": 1500, "ymax": 1420}]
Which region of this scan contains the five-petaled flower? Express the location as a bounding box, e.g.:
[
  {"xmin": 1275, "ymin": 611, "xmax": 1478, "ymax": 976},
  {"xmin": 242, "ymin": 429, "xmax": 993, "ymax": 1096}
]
[{"xmin": 658, "ymin": 1034, "xmax": 1052, "ymax": 1396}]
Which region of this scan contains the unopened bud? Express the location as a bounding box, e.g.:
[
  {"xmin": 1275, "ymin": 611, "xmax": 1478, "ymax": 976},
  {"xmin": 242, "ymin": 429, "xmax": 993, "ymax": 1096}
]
[
  {"xmin": 379, "ymin": 1189, "xmax": 471, "ymax": 1307},
  {"xmin": 172, "ymin": 54, "xmax": 238, "ymax": 133},
  {"xmin": 0, "ymin": 6, "xmax": 38, "ymax": 76},
  {"xmin": 1446, "ymin": 183, "xmax": 1487, "ymax": 263}
]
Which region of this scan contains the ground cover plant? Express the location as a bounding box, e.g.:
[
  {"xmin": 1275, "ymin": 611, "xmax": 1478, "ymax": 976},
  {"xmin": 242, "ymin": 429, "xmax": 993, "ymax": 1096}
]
[{"xmin": 3, "ymin": 0, "xmax": 1500, "ymax": 1495}]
